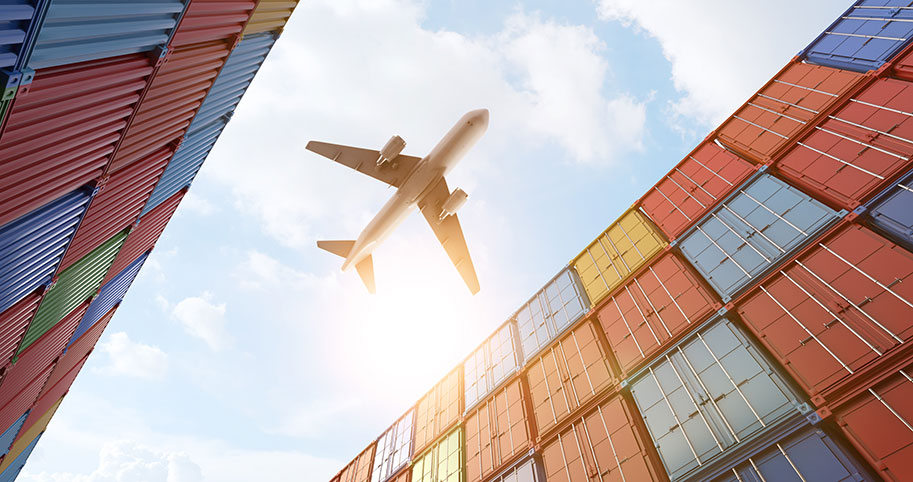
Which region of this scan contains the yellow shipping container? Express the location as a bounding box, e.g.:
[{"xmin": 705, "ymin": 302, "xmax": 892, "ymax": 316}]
[
  {"xmin": 0, "ymin": 398, "xmax": 63, "ymax": 473},
  {"xmin": 412, "ymin": 426, "xmax": 464, "ymax": 482},
  {"xmin": 243, "ymin": 0, "xmax": 300, "ymax": 36},
  {"xmin": 571, "ymin": 208, "xmax": 667, "ymax": 307}
]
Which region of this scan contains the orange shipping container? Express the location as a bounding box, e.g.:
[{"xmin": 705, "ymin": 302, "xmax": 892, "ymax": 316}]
[
  {"xmin": 465, "ymin": 377, "xmax": 532, "ymax": 482},
  {"xmin": 414, "ymin": 367, "xmax": 462, "ymax": 456},
  {"xmin": 331, "ymin": 442, "xmax": 375, "ymax": 482}
]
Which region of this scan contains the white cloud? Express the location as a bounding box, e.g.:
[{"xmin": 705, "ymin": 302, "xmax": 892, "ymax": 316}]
[
  {"xmin": 96, "ymin": 332, "xmax": 168, "ymax": 380},
  {"xmin": 171, "ymin": 293, "xmax": 231, "ymax": 351},
  {"xmin": 177, "ymin": 192, "xmax": 217, "ymax": 216},
  {"xmin": 20, "ymin": 441, "xmax": 202, "ymax": 482}
]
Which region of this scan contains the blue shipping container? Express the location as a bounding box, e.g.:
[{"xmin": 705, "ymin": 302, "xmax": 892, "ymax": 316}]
[
  {"xmin": 801, "ymin": 0, "xmax": 913, "ymax": 72},
  {"xmin": 0, "ymin": 0, "xmax": 45, "ymax": 73},
  {"xmin": 0, "ymin": 433, "xmax": 39, "ymax": 482},
  {"xmin": 866, "ymin": 167, "xmax": 913, "ymax": 252},
  {"xmin": 67, "ymin": 252, "xmax": 147, "ymax": 346},
  {"xmin": 0, "ymin": 188, "xmax": 90, "ymax": 315},
  {"xmin": 0, "ymin": 411, "xmax": 27, "ymax": 459}
]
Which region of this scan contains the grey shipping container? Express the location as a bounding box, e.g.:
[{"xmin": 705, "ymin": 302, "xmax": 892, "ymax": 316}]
[
  {"xmin": 371, "ymin": 410, "xmax": 414, "ymax": 482},
  {"xmin": 866, "ymin": 167, "xmax": 913, "ymax": 253},
  {"xmin": 464, "ymin": 321, "xmax": 520, "ymax": 411},
  {"xmin": 488, "ymin": 457, "xmax": 544, "ymax": 482},
  {"xmin": 513, "ymin": 267, "xmax": 588, "ymax": 364}
]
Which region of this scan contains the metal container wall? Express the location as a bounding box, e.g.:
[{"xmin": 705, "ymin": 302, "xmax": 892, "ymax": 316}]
[
  {"xmin": 0, "ymin": 432, "xmax": 38, "ymax": 482},
  {"xmin": 736, "ymin": 223, "xmax": 913, "ymax": 408},
  {"xmin": 24, "ymin": 1, "xmax": 186, "ymax": 69},
  {"xmin": 22, "ymin": 356, "xmax": 84, "ymax": 437},
  {"xmin": 414, "ymin": 368, "xmax": 461, "ymax": 456},
  {"xmin": 465, "ymin": 377, "xmax": 531, "ymax": 482},
  {"xmin": 19, "ymin": 229, "xmax": 126, "ymax": 353},
  {"xmin": 0, "ymin": 188, "xmax": 90, "ymax": 314},
  {"xmin": 677, "ymin": 172, "xmax": 841, "ymax": 302},
  {"xmin": 0, "ymin": 54, "xmax": 154, "ymax": 227},
  {"xmin": 332, "ymin": 442, "xmax": 375, "ymax": 482},
  {"xmin": 596, "ymin": 251, "xmax": 720, "ymax": 378},
  {"xmin": 105, "ymin": 189, "xmax": 183, "ymax": 285},
  {"xmin": 866, "ymin": 167, "xmax": 913, "ymax": 251},
  {"xmin": 571, "ymin": 208, "xmax": 667, "ymax": 307},
  {"xmin": 801, "ymin": 0, "xmax": 913, "ymax": 72},
  {"xmin": 168, "ymin": 0, "xmax": 255, "ymax": 48},
  {"xmin": 894, "ymin": 43, "xmax": 913, "ymax": 81},
  {"xmin": 640, "ymin": 140, "xmax": 758, "ymax": 241},
  {"xmin": 526, "ymin": 319, "xmax": 614, "ymax": 437},
  {"xmin": 487, "ymin": 458, "xmax": 543, "ymax": 482},
  {"xmin": 716, "ymin": 62, "xmax": 862, "ymax": 163},
  {"xmin": 0, "ymin": 412, "xmax": 27, "ymax": 459},
  {"xmin": 514, "ymin": 267, "xmax": 588, "ymax": 364},
  {"xmin": 464, "ymin": 322, "xmax": 520, "ymax": 411},
  {"xmin": 540, "ymin": 393, "xmax": 666, "ymax": 482},
  {"xmin": 69, "ymin": 252, "xmax": 147, "ymax": 346},
  {"xmin": 242, "ymin": 0, "xmax": 298, "ymax": 36},
  {"xmin": 0, "ymin": 293, "xmax": 40, "ymax": 367},
  {"xmin": 628, "ymin": 317, "xmax": 807, "ymax": 482},
  {"xmin": 0, "ymin": 1, "xmax": 44, "ymax": 71},
  {"xmin": 371, "ymin": 411, "xmax": 414, "ymax": 482},
  {"xmin": 774, "ymin": 77, "xmax": 913, "ymax": 210},
  {"xmin": 44, "ymin": 306, "xmax": 113, "ymax": 395},
  {"xmin": 0, "ymin": 362, "xmax": 50, "ymax": 434},
  {"xmin": 411, "ymin": 427, "xmax": 463, "ymax": 482},
  {"xmin": 6, "ymin": 395, "xmax": 58, "ymax": 457}
]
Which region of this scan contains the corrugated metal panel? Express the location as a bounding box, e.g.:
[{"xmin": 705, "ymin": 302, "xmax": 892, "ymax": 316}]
[
  {"xmin": 541, "ymin": 394, "xmax": 665, "ymax": 482},
  {"xmin": 867, "ymin": 167, "xmax": 913, "ymax": 251},
  {"xmin": 411, "ymin": 427, "xmax": 463, "ymax": 482},
  {"xmin": 371, "ymin": 410, "xmax": 414, "ymax": 482},
  {"xmin": 0, "ymin": 292, "xmax": 40, "ymax": 367},
  {"xmin": 465, "ymin": 377, "xmax": 531, "ymax": 482},
  {"xmin": 628, "ymin": 317, "xmax": 808, "ymax": 482},
  {"xmin": 894, "ymin": 42, "xmax": 913, "ymax": 80},
  {"xmin": 487, "ymin": 458, "xmax": 543, "ymax": 482},
  {"xmin": 801, "ymin": 0, "xmax": 913, "ymax": 72},
  {"xmin": 41, "ymin": 307, "xmax": 112, "ymax": 398},
  {"xmin": 25, "ymin": 1, "xmax": 185, "ymax": 70},
  {"xmin": 677, "ymin": 172, "xmax": 842, "ymax": 302},
  {"xmin": 737, "ymin": 223, "xmax": 913, "ymax": 409},
  {"xmin": 242, "ymin": 0, "xmax": 297, "ymax": 36},
  {"xmin": 5, "ymin": 396, "xmax": 59, "ymax": 466},
  {"xmin": 597, "ymin": 251, "xmax": 720, "ymax": 379},
  {"xmin": 514, "ymin": 268, "xmax": 588, "ymax": 365},
  {"xmin": 640, "ymin": 140, "xmax": 758, "ymax": 241},
  {"xmin": 57, "ymin": 148, "xmax": 168, "ymax": 271},
  {"xmin": 774, "ymin": 77, "xmax": 913, "ymax": 210},
  {"xmin": 526, "ymin": 319, "xmax": 614, "ymax": 437},
  {"xmin": 141, "ymin": 120, "xmax": 221, "ymax": 214},
  {"xmin": 334, "ymin": 442, "xmax": 375, "ymax": 482},
  {"xmin": 0, "ymin": 432, "xmax": 38, "ymax": 482},
  {"xmin": 0, "ymin": 54, "xmax": 155, "ymax": 227},
  {"xmin": 0, "ymin": 412, "xmax": 27, "ymax": 459},
  {"xmin": 68, "ymin": 252, "xmax": 147, "ymax": 346},
  {"xmin": 21, "ymin": 356, "xmax": 83, "ymax": 437},
  {"xmin": 571, "ymin": 208, "xmax": 667, "ymax": 307},
  {"xmin": 0, "ymin": 362, "xmax": 50, "ymax": 433},
  {"xmin": 716, "ymin": 62, "xmax": 863, "ymax": 164},
  {"xmin": 107, "ymin": 40, "xmax": 231, "ymax": 174},
  {"xmin": 19, "ymin": 229, "xmax": 126, "ymax": 353},
  {"xmin": 168, "ymin": 0, "xmax": 255, "ymax": 48},
  {"xmin": 464, "ymin": 322, "xmax": 520, "ymax": 411},
  {"xmin": 0, "ymin": 188, "xmax": 90, "ymax": 314},
  {"xmin": 105, "ymin": 189, "xmax": 183, "ymax": 285},
  {"xmin": 0, "ymin": 1, "xmax": 45, "ymax": 71},
  {"xmin": 414, "ymin": 368, "xmax": 461, "ymax": 456}
]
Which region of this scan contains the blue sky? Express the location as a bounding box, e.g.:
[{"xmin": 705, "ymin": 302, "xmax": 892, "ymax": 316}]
[{"xmin": 19, "ymin": 1, "xmax": 850, "ymax": 480}]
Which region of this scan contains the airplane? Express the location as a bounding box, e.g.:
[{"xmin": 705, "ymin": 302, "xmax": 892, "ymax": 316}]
[{"xmin": 307, "ymin": 109, "xmax": 489, "ymax": 295}]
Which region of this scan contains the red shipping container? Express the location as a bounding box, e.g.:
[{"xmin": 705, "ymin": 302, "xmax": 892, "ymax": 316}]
[
  {"xmin": 18, "ymin": 356, "xmax": 88, "ymax": 438},
  {"xmin": 716, "ymin": 61, "xmax": 863, "ymax": 164},
  {"xmin": 526, "ymin": 319, "xmax": 614, "ymax": 438},
  {"xmin": 596, "ymin": 252, "xmax": 720, "ymax": 378},
  {"xmin": 170, "ymin": 0, "xmax": 257, "ymax": 48},
  {"xmin": 465, "ymin": 377, "xmax": 532, "ymax": 482},
  {"xmin": 0, "ymin": 292, "xmax": 41, "ymax": 368},
  {"xmin": 413, "ymin": 367, "xmax": 461, "ymax": 456},
  {"xmin": 541, "ymin": 393, "xmax": 667, "ymax": 482},
  {"xmin": 331, "ymin": 442, "xmax": 375, "ymax": 482},
  {"xmin": 42, "ymin": 307, "xmax": 115, "ymax": 397},
  {"xmin": 0, "ymin": 363, "xmax": 51, "ymax": 434},
  {"xmin": 387, "ymin": 468, "xmax": 410, "ymax": 482},
  {"xmin": 58, "ymin": 148, "xmax": 171, "ymax": 272},
  {"xmin": 737, "ymin": 223, "xmax": 913, "ymax": 408},
  {"xmin": 107, "ymin": 41, "xmax": 233, "ymax": 174},
  {"xmin": 102, "ymin": 189, "xmax": 186, "ymax": 286},
  {"xmin": 0, "ymin": 54, "xmax": 155, "ymax": 226},
  {"xmin": 830, "ymin": 361, "xmax": 913, "ymax": 482},
  {"xmin": 892, "ymin": 43, "xmax": 913, "ymax": 82},
  {"xmin": 774, "ymin": 77, "xmax": 913, "ymax": 210},
  {"xmin": 639, "ymin": 140, "xmax": 758, "ymax": 241}
]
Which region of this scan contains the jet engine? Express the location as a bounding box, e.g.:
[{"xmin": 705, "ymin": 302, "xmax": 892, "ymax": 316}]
[
  {"xmin": 377, "ymin": 135, "xmax": 406, "ymax": 166},
  {"xmin": 439, "ymin": 188, "xmax": 468, "ymax": 221}
]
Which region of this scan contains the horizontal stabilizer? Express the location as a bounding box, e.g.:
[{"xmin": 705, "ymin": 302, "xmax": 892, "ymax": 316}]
[
  {"xmin": 356, "ymin": 255, "xmax": 375, "ymax": 294},
  {"xmin": 317, "ymin": 240, "xmax": 354, "ymax": 258}
]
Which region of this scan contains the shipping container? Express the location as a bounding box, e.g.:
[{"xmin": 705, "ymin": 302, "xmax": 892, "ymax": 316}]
[
  {"xmin": 596, "ymin": 251, "xmax": 720, "ymax": 379},
  {"xmin": 411, "ymin": 427, "xmax": 463, "ymax": 482},
  {"xmin": 24, "ymin": 1, "xmax": 186, "ymax": 69},
  {"xmin": 168, "ymin": 0, "xmax": 255, "ymax": 48},
  {"xmin": 801, "ymin": 0, "xmax": 913, "ymax": 72},
  {"xmin": 332, "ymin": 442, "xmax": 376, "ymax": 482},
  {"xmin": 0, "ymin": 412, "xmax": 27, "ymax": 459},
  {"xmin": 866, "ymin": 167, "xmax": 913, "ymax": 251},
  {"xmin": 773, "ymin": 77, "xmax": 913, "ymax": 210},
  {"xmin": 414, "ymin": 368, "xmax": 461, "ymax": 456},
  {"xmin": 371, "ymin": 410, "xmax": 414, "ymax": 482},
  {"xmin": 3, "ymin": 396, "xmax": 60, "ymax": 471},
  {"xmin": 736, "ymin": 223, "xmax": 913, "ymax": 408},
  {"xmin": 56, "ymin": 148, "xmax": 168, "ymax": 272},
  {"xmin": 0, "ymin": 188, "xmax": 90, "ymax": 314},
  {"xmin": 0, "ymin": 292, "xmax": 40, "ymax": 368},
  {"xmin": 0, "ymin": 433, "xmax": 38, "ymax": 482},
  {"xmin": 0, "ymin": 362, "xmax": 50, "ymax": 433},
  {"xmin": 0, "ymin": 54, "xmax": 155, "ymax": 227},
  {"xmin": 526, "ymin": 319, "xmax": 614, "ymax": 438},
  {"xmin": 0, "ymin": 1, "xmax": 45, "ymax": 71},
  {"xmin": 243, "ymin": 0, "xmax": 298, "ymax": 36},
  {"xmin": 676, "ymin": 172, "xmax": 842, "ymax": 301},
  {"xmin": 486, "ymin": 457, "xmax": 544, "ymax": 482},
  {"xmin": 465, "ymin": 322, "xmax": 520, "ymax": 412},
  {"xmin": 42, "ymin": 306, "xmax": 113, "ymax": 398},
  {"xmin": 386, "ymin": 468, "xmax": 410, "ymax": 482},
  {"xmin": 69, "ymin": 252, "xmax": 147, "ymax": 346},
  {"xmin": 894, "ymin": 42, "xmax": 913, "ymax": 81},
  {"xmin": 627, "ymin": 316, "xmax": 812, "ymax": 482},
  {"xmin": 140, "ymin": 120, "xmax": 221, "ymax": 214},
  {"xmin": 18, "ymin": 229, "xmax": 126, "ymax": 353},
  {"xmin": 571, "ymin": 208, "xmax": 667, "ymax": 307},
  {"xmin": 514, "ymin": 267, "xmax": 588, "ymax": 364},
  {"xmin": 105, "ymin": 189, "xmax": 183, "ymax": 286},
  {"xmin": 540, "ymin": 393, "xmax": 666, "ymax": 482},
  {"xmin": 465, "ymin": 377, "xmax": 531, "ymax": 482},
  {"xmin": 639, "ymin": 140, "xmax": 759, "ymax": 242},
  {"xmin": 20, "ymin": 355, "xmax": 84, "ymax": 437},
  {"xmin": 716, "ymin": 61, "xmax": 863, "ymax": 164}
]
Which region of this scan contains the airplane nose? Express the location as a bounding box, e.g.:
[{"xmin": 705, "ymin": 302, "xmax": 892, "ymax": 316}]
[{"xmin": 467, "ymin": 108, "xmax": 489, "ymax": 128}]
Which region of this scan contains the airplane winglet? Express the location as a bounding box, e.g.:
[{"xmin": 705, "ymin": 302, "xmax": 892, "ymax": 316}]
[{"xmin": 355, "ymin": 255, "xmax": 375, "ymax": 294}]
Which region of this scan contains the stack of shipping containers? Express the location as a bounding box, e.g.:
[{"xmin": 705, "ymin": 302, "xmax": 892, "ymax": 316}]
[
  {"xmin": 0, "ymin": 0, "xmax": 300, "ymax": 479},
  {"xmin": 331, "ymin": 2, "xmax": 913, "ymax": 482}
]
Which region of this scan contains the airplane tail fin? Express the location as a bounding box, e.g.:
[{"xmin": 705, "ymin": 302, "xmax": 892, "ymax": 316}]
[
  {"xmin": 317, "ymin": 240, "xmax": 355, "ymax": 258},
  {"xmin": 355, "ymin": 255, "xmax": 375, "ymax": 294}
]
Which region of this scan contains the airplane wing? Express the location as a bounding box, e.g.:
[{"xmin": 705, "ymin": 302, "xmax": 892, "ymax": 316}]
[
  {"xmin": 418, "ymin": 178, "xmax": 480, "ymax": 294},
  {"xmin": 306, "ymin": 141, "xmax": 421, "ymax": 188}
]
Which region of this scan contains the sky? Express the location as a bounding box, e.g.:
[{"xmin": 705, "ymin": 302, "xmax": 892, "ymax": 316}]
[{"xmin": 19, "ymin": 1, "xmax": 852, "ymax": 481}]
